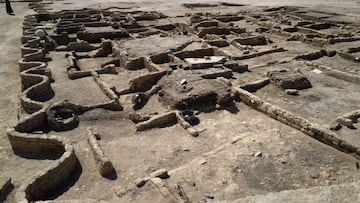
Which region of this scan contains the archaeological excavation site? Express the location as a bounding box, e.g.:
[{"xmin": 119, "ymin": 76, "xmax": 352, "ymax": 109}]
[{"xmin": 1, "ymin": 0, "xmax": 360, "ymax": 202}]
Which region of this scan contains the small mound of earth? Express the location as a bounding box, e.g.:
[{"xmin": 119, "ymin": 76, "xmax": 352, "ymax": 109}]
[
  {"xmin": 157, "ymin": 69, "xmax": 232, "ymax": 109},
  {"xmin": 267, "ymin": 69, "xmax": 312, "ymax": 90}
]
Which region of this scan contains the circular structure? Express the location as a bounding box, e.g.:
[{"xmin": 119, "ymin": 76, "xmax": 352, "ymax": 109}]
[{"xmin": 46, "ymin": 102, "xmax": 79, "ymax": 131}]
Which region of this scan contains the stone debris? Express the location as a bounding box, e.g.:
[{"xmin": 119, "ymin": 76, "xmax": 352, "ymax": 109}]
[
  {"xmin": 135, "ymin": 177, "xmax": 149, "ymax": 188},
  {"xmin": 254, "ymin": 152, "xmax": 263, "ymax": 157},
  {"xmin": 198, "ymin": 159, "xmax": 207, "ymax": 165},
  {"xmin": 204, "ymin": 192, "xmax": 215, "ymax": 199},
  {"xmin": 336, "ymin": 117, "xmax": 356, "ymax": 129},
  {"xmin": 150, "ymin": 168, "xmax": 170, "ymax": 179},
  {"xmin": 311, "ymin": 69, "xmax": 323, "ymax": 74},
  {"xmin": 231, "ymin": 136, "xmax": 243, "ymax": 144},
  {"xmin": 180, "ymin": 79, "xmax": 188, "ymax": 85},
  {"xmin": 285, "ymin": 89, "xmax": 299, "ymax": 95}
]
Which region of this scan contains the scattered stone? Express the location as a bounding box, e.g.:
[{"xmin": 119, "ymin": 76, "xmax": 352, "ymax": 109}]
[
  {"xmin": 199, "ymin": 159, "xmax": 207, "ymax": 165},
  {"xmin": 187, "ymin": 127, "xmax": 199, "ymax": 137},
  {"xmin": 231, "ymin": 136, "xmax": 242, "ymax": 144},
  {"xmin": 180, "ymin": 79, "xmax": 188, "ymax": 85},
  {"xmin": 278, "ymin": 158, "xmax": 287, "ymax": 164},
  {"xmin": 336, "ymin": 117, "xmax": 356, "ymax": 129},
  {"xmin": 150, "ymin": 169, "xmax": 170, "ymax": 179},
  {"xmin": 135, "ymin": 177, "xmax": 149, "ymax": 188},
  {"xmin": 285, "ymin": 89, "xmax": 299, "ymax": 95},
  {"xmin": 204, "ymin": 192, "xmax": 215, "ymax": 199},
  {"xmin": 311, "ymin": 69, "xmax": 322, "ymax": 74},
  {"xmin": 329, "ymin": 121, "xmax": 342, "ymax": 131},
  {"xmin": 254, "ymin": 152, "xmax": 262, "ymax": 157}
]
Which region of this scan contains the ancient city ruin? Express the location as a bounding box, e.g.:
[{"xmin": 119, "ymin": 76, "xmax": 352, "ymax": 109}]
[{"xmin": 1, "ymin": 0, "xmax": 360, "ymax": 202}]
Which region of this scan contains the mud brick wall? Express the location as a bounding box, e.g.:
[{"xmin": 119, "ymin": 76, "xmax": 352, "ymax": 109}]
[
  {"xmin": 6, "ymin": 13, "xmax": 79, "ymax": 203},
  {"xmin": 234, "ymin": 87, "xmax": 360, "ymax": 155},
  {"xmin": 17, "ymin": 148, "xmax": 76, "ymax": 202}
]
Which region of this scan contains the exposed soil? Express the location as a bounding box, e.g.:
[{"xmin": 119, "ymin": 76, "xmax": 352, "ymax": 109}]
[{"xmin": 1, "ymin": 0, "xmax": 360, "ymax": 203}]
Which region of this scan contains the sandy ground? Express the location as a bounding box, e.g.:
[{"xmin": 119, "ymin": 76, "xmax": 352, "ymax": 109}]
[
  {"xmin": 1, "ymin": 0, "xmax": 360, "ymax": 202},
  {"xmin": 45, "ymin": 0, "xmax": 360, "ymax": 15}
]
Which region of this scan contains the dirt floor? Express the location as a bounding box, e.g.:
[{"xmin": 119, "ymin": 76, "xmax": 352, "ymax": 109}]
[{"xmin": 0, "ymin": 0, "xmax": 360, "ymax": 203}]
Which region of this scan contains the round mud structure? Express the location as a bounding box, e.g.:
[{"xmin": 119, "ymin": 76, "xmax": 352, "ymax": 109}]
[{"xmin": 47, "ymin": 103, "xmax": 79, "ymax": 131}]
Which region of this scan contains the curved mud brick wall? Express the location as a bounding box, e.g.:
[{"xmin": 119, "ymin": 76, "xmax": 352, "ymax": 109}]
[
  {"xmin": 6, "ymin": 13, "xmax": 78, "ymax": 203},
  {"xmin": 8, "ymin": 116, "xmax": 77, "ymax": 203},
  {"xmin": 233, "ymin": 86, "xmax": 360, "ymax": 157},
  {"xmin": 19, "ymin": 16, "xmax": 54, "ymax": 114},
  {"xmin": 15, "ymin": 146, "xmax": 75, "ymax": 202},
  {"xmin": 20, "ymin": 74, "xmax": 52, "ymax": 114}
]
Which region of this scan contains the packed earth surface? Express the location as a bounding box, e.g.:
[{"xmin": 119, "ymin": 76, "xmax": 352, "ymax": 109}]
[{"xmin": 1, "ymin": 0, "xmax": 360, "ymax": 202}]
